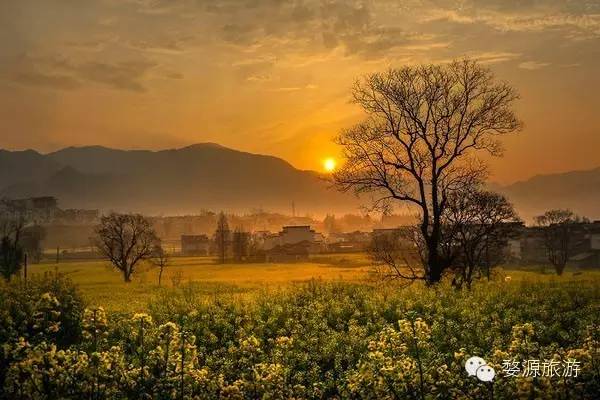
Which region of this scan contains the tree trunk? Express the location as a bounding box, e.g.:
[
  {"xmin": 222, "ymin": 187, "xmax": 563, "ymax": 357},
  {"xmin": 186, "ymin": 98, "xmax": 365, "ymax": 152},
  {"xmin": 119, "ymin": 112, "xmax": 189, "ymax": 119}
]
[
  {"xmin": 424, "ymin": 218, "xmax": 444, "ymax": 285},
  {"xmin": 123, "ymin": 267, "xmax": 132, "ymax": 282},
  {"xmin": 158, "ymin": 267, "xmax": 163, "ymax": 286},
  {"xmin": 555, "ymin": 262, "xmax": 566, "ymax": 276},
  {"xmin": 426, "ymin": 174, "xmax": 445, "ymax": 285},
  {"xmin": 426, "ymin": 248, "xmax": 443, "ymax": 284}
]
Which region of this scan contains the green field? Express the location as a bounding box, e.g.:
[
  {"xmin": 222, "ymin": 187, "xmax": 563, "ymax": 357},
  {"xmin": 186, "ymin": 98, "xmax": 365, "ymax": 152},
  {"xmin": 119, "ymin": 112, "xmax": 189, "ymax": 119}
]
[
  {"xmin": 28, "ymin": 254, "xmax": 374, "ymax": 311},
  {"xmin": 28, "ymin": 253, "xmax": 599, "ymax": 313}
]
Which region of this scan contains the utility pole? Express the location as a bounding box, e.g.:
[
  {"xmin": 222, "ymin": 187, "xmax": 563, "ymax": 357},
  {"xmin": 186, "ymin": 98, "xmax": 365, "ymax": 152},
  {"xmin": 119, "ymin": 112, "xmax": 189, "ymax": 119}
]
[{"xmin": 23, "ymin": 253, "xmax": 27, "ymax": 282}]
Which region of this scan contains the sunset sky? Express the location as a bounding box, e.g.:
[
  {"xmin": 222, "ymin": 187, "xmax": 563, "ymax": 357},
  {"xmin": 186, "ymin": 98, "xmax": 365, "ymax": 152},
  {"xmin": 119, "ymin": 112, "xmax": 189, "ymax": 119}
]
[{"xmin": 1, "ymin": 0, "xmax": 599, "ymax": 184}]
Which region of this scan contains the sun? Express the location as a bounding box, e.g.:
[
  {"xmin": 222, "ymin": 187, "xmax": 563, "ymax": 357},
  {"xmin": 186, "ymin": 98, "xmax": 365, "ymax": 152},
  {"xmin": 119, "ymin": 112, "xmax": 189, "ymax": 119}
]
[{"xmin": 323, "ymin": 158, "xmax": 336, "ymax": 172}]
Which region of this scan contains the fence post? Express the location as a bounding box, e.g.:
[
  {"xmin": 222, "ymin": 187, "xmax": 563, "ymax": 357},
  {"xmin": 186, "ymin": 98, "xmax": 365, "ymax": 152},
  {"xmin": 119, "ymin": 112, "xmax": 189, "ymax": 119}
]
[{"xmin": 23, "ymin": 253, "xmax": 27, "ymax": 283}]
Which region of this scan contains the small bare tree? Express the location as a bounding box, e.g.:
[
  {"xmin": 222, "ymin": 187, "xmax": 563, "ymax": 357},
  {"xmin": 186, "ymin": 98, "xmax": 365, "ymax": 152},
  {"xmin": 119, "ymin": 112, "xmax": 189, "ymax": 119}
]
[
  {"xmin": 334, "ymin": 59, "xmax": 521, "ymax": 284},
  {"xmin": 232, "ymin": 227, "xmax": 249, "ymax": 262},
  {"xmin": 445, "ymin": 189, "xmax": 521, "ymax": 288},
  {"xmin": 535, "ymin": 209, "xmax": 585, "ymax": 275},
  {"xmin": 368, "ymin": 226, "xmax": 426, "ymax": 285},
  {"xmin": 213, "ymin": 212, "xmax": 230, "ymax": 264},
  {"xmin": 21, "ymin": 225, "xmax": 46, "ymax": 264},
  {"xmin": 151, "ymin": 243, "xmax": 170, "ymax": 287},
  {"xmin": 94, "ymin": 213, "xmax": 158, "ymax": 282},
  {"xmin": 0, "ymin": 213, "xmax": 25, "ymax": 281}
]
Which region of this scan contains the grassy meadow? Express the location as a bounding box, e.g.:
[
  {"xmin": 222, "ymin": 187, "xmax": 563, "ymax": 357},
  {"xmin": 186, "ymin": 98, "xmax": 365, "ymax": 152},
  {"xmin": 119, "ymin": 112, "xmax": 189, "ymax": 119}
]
[
  {"xmin": 28, "ymin": 253, "xmax": 373, "ymax": 312},
  {"xmin": 27, "ymin": 253, "xmax": 599, "ymax": 313}
]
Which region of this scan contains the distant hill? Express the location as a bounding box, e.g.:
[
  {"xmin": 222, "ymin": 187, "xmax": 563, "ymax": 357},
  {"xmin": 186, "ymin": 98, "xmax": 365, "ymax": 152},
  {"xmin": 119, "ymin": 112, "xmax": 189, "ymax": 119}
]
[
  {"xmin": 0, "ymin": 149, "xmax": 62, "ymax": 187},
  {"xmin": 495, "ymin": 167, "xmax": 600, "ymax": 222},
  {"xmin": 1, "ymin": 144, "xmax": 598, "ymax": 219},
  {"xmin": 0, "ymin": 144, "xmax": 361, "ymax": 215}
]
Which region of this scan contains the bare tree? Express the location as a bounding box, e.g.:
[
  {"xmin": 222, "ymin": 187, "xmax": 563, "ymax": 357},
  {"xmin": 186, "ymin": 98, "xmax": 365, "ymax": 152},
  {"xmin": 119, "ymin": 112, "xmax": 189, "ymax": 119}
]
[
  {"xmin": 232, "ymin": 227, "xmax": 249, "ymax": 262},
  {"xmin": 213, "ymin": 212, "xmax": 230, "ymax": 264},
  {"xmin": 368, "ymin": 226, "xmax": 426, "ymax": 284},
  {"xmin": 535, "ymin": 209, "xmax": 585, "ymax": 275},
  {"xmin": 0, "ymin": 214, "xmax": 25, "ymax": 281},
  {"xmin": 323, "ymin": 214, "xmax": 340, "ymax": 235},
  {"xmin": 445, "ymin": 189, "xmax": 521, "ymax": 288},
  {"xmin": 151, "ymin": 243, "xmax": 170, "ymax": 286},
  {"xmin": 94, "ymin": 213, "xmax": 158, "ymax": 282},
  {"xmin": 21, "ymin": 225, "xmax": 46, "ymax": 264},
  {"xmin": 334, "ymin": 59, "xmax": 521, "ymax": 284}
]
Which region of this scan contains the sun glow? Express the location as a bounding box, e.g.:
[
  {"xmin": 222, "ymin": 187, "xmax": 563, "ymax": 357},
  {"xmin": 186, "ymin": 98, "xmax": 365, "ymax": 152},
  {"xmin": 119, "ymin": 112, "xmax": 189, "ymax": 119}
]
[{"xmin": 323, "ymin": 158, "xmax": 336, "ymax": 172}]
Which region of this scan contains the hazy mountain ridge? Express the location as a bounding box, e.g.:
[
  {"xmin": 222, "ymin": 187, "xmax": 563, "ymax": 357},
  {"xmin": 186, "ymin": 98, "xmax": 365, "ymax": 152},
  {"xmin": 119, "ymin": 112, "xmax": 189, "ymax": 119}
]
[
  {"xmin": 0, "ymin": 149, "xmax": 63, "ymax": 187},
  {"xmin": 495, "ymin": 167, "xmax": 600, "ymax": 221},
  {"xmin": 0, "ymin": 144, "xmax": 360, "ymax": 215},
  {"xmin": 1, "ymin": 145, "xmax": 598, "ymax": 219}
]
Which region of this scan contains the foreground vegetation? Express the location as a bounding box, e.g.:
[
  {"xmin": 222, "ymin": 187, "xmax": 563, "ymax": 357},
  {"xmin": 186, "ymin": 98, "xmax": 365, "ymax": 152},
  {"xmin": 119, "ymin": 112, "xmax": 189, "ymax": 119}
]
[{"xmin": 0, "ymin": 268, "xmax": 598, "ymax": 399}]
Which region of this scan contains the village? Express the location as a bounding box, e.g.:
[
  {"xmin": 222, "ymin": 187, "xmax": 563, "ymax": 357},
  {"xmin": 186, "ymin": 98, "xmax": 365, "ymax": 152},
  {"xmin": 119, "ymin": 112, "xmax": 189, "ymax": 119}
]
[{"xmin": 3, "ymin": 196, "xmax": 599, "ymax": 269}]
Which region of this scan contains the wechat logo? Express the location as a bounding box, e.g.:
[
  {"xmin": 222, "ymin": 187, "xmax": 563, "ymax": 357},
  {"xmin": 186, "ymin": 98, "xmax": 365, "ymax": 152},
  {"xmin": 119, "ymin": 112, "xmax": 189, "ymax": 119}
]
[{"xmin": 465, "ymin": 356, "xmax": 496, "ymax": 382}]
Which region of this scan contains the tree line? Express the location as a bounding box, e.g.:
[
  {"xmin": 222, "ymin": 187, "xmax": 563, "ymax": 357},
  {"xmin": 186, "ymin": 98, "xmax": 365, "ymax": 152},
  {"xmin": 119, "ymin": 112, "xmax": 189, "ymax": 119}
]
[{"xmin": 1, "ymin": 203, "xmax": 589, "ymax": 287}]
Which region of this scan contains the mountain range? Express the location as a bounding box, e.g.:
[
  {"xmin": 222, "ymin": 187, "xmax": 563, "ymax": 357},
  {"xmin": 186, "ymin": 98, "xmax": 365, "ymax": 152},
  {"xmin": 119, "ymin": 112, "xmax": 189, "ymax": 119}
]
[
  {"xmin": 1, "ymin": 144, "xmax": 598, "ymax": 220},
  {"xmin": 0, "ymin": 144, "xmax": 361, "ymax": 215},
  {"xmin": 492, "ymin": 167, "xmax": 600, "ymax": 222}
]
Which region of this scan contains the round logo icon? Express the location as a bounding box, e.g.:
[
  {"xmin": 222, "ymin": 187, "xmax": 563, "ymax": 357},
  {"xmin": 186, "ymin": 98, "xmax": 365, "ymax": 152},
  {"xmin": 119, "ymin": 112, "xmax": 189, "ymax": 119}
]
[
  {"xmin": 476, "ymin": 365, "xmax": 496, "ymax": 382},
  {"xmin": 465, "ymin": 356, "xmax": 486, "ymax": 376}
]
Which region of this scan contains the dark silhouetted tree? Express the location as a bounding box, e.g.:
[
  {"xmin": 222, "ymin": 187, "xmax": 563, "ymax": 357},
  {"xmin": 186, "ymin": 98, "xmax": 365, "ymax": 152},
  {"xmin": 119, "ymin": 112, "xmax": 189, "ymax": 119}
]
[
  {"xmin": 232, "ymin": 227, "xmax": 249, "ymax": 262},
  {"xmin": 21, "ymin": 225, "xmax": 46, "ymax": 264},
  {"xmin": 151, "ymin": 243, "xmax": 170, "ymax": 286},
  {"xmin": 368, "ymin": 227, "xmax": 426, "ymax": 285},
  {"xmin": 94, "ymin": 213, "xmax": 158, "ymax": 282},
  {"xmin": 0, "ymin": 214, "xmax": 25, "ymax": 280},
  {"xmin": 334, "ymin": 59, "xmax": 521, "ymax": 284},
  {"xmin": 445, "ymin": 189, "xmax": 521, "ymax": 288},
  {"xmin": 323, "ymin": 214, "xmax": 340, "ymax": 235},
  {"xmin": 214, "ymin": 212, "xmax": 230, "ymax": 264},
  {"xmin": 535, "ymin": 209, "xmax": 585, "ymax": 275}
]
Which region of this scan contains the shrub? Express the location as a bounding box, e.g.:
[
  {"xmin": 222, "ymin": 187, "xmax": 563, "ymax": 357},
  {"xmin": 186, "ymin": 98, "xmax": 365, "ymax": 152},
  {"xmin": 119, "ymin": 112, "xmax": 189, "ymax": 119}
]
[
  {"xmin": 0, "ymin": 273, "xmax": 85, "ymax": 397},
  {"xmin": 0, "ymin": 273, "xmax": 85, "ymax": 346}
]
